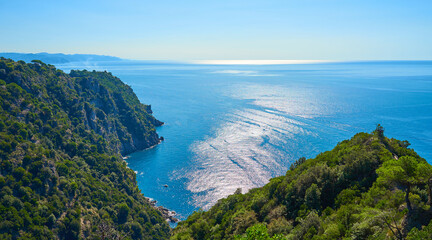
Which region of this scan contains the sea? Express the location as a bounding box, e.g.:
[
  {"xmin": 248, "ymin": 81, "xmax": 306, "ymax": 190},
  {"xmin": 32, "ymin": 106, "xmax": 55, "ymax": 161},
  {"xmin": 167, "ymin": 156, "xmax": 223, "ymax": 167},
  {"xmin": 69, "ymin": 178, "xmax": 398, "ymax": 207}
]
[{"xmin": 57, "ymin": 60, "xmax": 432, "ymax": 222}]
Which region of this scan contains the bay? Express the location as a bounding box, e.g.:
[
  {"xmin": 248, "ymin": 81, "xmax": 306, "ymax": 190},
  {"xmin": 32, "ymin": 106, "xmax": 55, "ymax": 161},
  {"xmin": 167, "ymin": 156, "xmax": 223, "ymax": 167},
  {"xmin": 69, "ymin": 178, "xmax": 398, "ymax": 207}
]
[{"xmin": 58, "ymin": 61, "xmax": 432, "ymax": 221}]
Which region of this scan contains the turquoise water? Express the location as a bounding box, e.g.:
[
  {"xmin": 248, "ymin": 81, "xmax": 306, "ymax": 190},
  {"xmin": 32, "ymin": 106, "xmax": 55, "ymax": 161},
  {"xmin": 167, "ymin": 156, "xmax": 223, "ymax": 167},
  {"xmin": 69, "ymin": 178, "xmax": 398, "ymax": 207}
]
[{"xmin": 58, "ymin": 61, "xmax": 432, "ymax": 220}]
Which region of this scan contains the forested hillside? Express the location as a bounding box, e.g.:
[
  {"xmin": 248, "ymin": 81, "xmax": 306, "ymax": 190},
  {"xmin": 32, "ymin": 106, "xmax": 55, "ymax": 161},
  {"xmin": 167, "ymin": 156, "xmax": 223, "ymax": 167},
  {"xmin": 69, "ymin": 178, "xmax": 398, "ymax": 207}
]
[
  {"xmin": 2, "ymin": 57, "xmax": 432, "ymax": 240},
  {"xmin": 0, "ymin": 58, "xmax": 169, "ymax": 239},
  {"xmin": 173, "ymin": 127, "xmax": 432, "ymax": 240}
]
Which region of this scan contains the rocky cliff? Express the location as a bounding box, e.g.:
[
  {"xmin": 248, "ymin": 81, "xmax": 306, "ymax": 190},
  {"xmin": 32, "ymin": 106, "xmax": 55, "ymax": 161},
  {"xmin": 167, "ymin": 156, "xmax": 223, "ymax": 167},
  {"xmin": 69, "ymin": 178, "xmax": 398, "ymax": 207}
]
[{"xmin": 0, "ymin": 58, "xmax": 170, "ymax": 239}]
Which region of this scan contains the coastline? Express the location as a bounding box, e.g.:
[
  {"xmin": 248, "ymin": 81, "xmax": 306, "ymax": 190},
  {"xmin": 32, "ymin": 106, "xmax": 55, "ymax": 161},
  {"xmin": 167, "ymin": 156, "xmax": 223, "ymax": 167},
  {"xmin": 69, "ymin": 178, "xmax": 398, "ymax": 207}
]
[
  {"xmin": 122, "ymin": 130, "xmax": 179, "ymax": 224},
  {"xmin": 146, "ymin": 197, "xmax": 179, "ymax": 224}
]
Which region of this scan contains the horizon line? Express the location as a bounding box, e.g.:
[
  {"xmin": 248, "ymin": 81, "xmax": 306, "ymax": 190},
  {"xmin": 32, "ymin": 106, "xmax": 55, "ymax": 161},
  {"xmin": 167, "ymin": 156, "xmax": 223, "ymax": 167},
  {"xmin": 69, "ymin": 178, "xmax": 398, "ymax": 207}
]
[
  {"xmin": 182, "ymin": 59, "xmax": 432, "ymax": 65},
  {"xmin": 1, "ymin": 52, "xmax": 432, "ymax": 65}
]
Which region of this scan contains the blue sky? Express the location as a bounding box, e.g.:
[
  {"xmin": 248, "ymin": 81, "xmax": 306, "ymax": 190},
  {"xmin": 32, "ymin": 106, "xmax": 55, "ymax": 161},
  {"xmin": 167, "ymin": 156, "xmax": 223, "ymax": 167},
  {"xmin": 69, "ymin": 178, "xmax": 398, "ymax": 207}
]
[{"xmin": 0, "ymin": 0, "xmax": 431, "ymax": 60}]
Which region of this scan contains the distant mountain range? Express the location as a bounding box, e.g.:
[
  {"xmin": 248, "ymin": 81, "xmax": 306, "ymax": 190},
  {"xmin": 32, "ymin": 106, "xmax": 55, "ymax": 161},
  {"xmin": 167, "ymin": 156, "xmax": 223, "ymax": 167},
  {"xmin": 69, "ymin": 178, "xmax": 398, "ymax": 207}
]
[{"xmin": 0, "ymin": 52, "xmax": 122, "ymax": 64}]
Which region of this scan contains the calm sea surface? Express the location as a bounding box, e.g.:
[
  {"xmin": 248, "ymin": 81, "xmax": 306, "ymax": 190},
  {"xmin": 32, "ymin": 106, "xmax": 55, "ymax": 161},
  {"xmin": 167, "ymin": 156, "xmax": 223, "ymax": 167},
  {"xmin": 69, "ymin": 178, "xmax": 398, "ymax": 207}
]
[{"xmin": 58, "ymin": 61, "xmax": 432, "ymax": 220}]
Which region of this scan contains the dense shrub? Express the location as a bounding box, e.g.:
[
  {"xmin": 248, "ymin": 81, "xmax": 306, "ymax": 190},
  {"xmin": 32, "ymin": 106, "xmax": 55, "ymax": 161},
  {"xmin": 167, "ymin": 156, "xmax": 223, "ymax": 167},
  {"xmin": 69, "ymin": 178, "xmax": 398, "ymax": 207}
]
[
  {"xmin": 173, "ymin": 130, "xmax": 432, "ymax": 240},
  {"xmin": 0, "ymin": 58, "xmax": 169, "ymax": 239}
]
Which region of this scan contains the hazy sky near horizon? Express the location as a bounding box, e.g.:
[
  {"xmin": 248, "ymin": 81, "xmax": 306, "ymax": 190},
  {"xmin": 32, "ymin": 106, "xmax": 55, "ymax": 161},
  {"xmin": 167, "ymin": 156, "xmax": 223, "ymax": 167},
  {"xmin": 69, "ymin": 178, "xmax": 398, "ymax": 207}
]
[{"xmin": 1, "ymin": 0, "xmax": 431, "ymax": 60}]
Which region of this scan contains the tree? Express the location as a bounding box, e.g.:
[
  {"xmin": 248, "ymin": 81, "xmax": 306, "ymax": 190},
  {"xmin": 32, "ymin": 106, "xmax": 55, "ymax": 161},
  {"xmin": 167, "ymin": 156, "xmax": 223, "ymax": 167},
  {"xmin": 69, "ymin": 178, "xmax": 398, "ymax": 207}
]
[
  {"xmin": 305, "ymin": 184, "xmax": 321, "ymax": 211},
  {"xmin": 235, "ymin": 224, "xmax": 284, "ymax": 240},
  {"xmin": 117, "ymin": 203, "xmax": 130, "ymax": 224},
  {"xmin": 416, "ymin": 161, "xmax": 432, "ymax": 206},
  {"xmin": 97, "ymin": 221, "xmax": 125, "ymax": 240},
  {"xmin": 408, "ymin": 219, "xmax": 432, "ymax": 239},
  {"xmin": 290, "ymin": 157, "xmax": 306, "ymax": 171},
  {"xmin": 377, "ymin": 156, "xmax": 427, "ymax": 214},
  {"xmin": 374, "ymin": 124, "xmax": 385, "ymax": 138},
  {"xmin": 378, "ymin": 211, "xmax": 404, "ymax": 240}
]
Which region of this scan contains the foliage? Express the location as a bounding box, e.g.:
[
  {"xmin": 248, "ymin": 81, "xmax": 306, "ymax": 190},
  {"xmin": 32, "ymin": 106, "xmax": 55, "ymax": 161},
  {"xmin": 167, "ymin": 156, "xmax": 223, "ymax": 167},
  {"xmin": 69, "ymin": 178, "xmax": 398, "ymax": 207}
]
[
  {"xmin": 234, "ymin": 224, "xmax": 284, "ymax": 240},
  {"xmin": 0, "ymin": 58, "xmax": 169, "ymax": 239},
  {"xmin": 172, "ymin": 130, "xmax": 432, "ymax": 239},
  {"xmin": 377, "ymin": 156, "xmax": 432, "ymax": 214}
]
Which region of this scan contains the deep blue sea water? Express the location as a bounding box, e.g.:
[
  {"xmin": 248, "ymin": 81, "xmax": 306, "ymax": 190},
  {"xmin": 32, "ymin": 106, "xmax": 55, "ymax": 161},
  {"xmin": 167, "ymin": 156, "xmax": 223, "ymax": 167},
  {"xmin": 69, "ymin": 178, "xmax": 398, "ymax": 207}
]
[{"xmin": 58, "ymin": 61, "xmax": 432, "ymax": 221}]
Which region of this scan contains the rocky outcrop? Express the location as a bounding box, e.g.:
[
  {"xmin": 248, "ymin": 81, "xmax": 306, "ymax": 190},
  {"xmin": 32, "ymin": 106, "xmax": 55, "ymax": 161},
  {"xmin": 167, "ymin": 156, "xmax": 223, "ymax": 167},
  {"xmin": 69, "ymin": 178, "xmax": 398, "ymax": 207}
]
[
  {"xmin": 69, "ymin": 70, "xmax": 164, "ymax": 155},
  {"xmin": 146, "ymin": 198, "xmax": 179, "ymax": 223}
]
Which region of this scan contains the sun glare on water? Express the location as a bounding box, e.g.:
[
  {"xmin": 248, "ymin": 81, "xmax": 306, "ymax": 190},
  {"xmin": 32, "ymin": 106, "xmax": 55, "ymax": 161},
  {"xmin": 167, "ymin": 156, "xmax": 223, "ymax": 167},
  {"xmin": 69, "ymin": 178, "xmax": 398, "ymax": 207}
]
[{"xmin": 191, "ymin": 60, "xmax": 336, "ymax": 65}]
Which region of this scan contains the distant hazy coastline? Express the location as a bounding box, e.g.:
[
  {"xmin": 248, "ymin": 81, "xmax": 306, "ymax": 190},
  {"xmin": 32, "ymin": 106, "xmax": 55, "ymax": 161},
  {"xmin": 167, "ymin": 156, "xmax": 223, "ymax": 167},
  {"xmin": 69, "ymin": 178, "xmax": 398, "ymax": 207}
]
[{"xmin": 0, "ymin": 52, "xmax": 122, "ymax": 64}]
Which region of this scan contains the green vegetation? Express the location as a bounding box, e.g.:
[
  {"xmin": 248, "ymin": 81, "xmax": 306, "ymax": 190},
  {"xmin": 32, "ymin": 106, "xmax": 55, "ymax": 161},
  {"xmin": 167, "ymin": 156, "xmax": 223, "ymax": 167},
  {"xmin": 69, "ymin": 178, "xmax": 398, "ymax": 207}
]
[
  {"xmin": 2, "ymin": 57, "xmax": 432, "ymax": 240},
  {"xmin": 0, "ymin": 58, "xmax": 169, "ymax": 239},
  {"xmin": 173, "ymin": 126, "xmax": 432, "ymax": 239}
]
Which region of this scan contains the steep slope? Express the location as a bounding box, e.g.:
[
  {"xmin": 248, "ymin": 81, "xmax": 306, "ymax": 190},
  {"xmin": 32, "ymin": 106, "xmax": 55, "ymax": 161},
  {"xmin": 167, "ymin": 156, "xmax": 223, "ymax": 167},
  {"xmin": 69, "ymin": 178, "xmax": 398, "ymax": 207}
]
[
  {"xmin": 0, "ymin": 58, "xmax": 169, "ymax": 239},
  {"xmin": 173, "ymin": 127, "xmax": 432, "ymax": 240}
]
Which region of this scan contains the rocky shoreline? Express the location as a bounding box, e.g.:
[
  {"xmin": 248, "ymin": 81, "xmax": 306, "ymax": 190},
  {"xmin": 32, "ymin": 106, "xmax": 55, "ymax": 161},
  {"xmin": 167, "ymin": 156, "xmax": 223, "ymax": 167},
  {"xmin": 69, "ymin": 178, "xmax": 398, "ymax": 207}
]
[
  {"xmin": 146, "ymin": 197, "xmax": 179, "ymax": 223},
  {"xmin": 123, "ymin": 157, "xmax": 178, "ymax": 223}
]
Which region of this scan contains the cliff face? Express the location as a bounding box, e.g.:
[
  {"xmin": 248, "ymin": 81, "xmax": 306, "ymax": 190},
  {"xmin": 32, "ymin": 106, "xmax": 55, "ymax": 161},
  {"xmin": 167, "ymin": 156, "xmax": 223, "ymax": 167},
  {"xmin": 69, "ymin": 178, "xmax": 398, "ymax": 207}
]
[
  {"xmin": 0, "ymin": 59, "xmax": 163, "ymax": 156},
  {"xmin": 69, "ymin": 70, "xmax": 163, "ymax": 155},
  {"xmin": 0, "ymin": 58, "xmax": 169, "ymax": 239}
]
